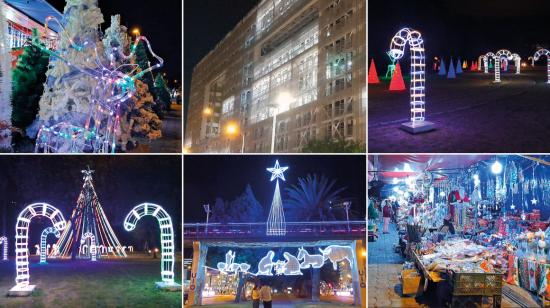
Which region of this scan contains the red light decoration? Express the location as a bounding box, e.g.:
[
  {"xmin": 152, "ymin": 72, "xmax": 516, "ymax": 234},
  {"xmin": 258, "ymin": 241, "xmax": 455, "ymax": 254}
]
[
  {"xmin": 368, "ymin": 59, "xmax": 380, "ymax": 84},
  {"xmin": 389, "ymin": 62, "xmax": 406, "ymax": 91}
]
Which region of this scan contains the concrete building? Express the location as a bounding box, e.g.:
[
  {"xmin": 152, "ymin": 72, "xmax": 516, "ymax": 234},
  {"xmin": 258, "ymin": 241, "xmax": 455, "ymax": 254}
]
[{"xmin": 185, "ymin": 0, "xmax": 366, "ymax": 153}]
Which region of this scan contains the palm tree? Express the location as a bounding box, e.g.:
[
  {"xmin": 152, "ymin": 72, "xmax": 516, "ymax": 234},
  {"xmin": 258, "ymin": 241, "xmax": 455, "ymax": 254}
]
[{"xmin": 285, "ymin": 174, "xmax": 347, "ymax": 222}]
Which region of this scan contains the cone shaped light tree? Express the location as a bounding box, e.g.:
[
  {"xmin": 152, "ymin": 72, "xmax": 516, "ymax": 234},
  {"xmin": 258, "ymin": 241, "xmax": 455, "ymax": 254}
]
[
  {"xmin": 447, "ymin": 59, "xmax": 456, "ymax": 79},
  {"xmin": 368, "ymin": 59, "xmax": 380, "ymax": 84},
  {"xmin": 53, "ymin": 167, "xmax": 126, "ymax": 259},
  {"xmin": 438, "ymin": 59, "xmax": 446, "ymax": 75},
  {"xmin": 389, "ymin": 62, "xmax": 406, "ymax": 91},
  {"xmin": 266, "ymin": 160, "xmax": 288, "ymax": 236}
]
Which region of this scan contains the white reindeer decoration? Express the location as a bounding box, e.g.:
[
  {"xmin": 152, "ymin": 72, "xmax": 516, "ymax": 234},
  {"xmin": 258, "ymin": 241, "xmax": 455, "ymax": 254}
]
[
  {"xmin": 297, "ymin": 247, "xmax": 324, "ymax": 269},
  {"xmin": 319, "ymin": 245, "xmax": 354, "ymax": 270}
]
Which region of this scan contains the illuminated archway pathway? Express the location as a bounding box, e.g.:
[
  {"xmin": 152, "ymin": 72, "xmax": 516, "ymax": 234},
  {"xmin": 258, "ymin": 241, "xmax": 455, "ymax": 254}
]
[{"xmin": 367, "ymin": 220, "xmax": 539, "ymax": 307}]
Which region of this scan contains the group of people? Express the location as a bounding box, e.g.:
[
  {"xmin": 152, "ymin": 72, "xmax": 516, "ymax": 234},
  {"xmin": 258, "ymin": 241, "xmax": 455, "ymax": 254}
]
[{"xmin": 251, "ymin": 282, "xmax": 272, "ymax": 308}]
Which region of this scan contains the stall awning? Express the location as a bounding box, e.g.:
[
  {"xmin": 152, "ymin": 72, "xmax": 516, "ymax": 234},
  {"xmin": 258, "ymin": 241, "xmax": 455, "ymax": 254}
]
[{"xmin": 368, "ymin": 155, "xmax": 494, "ymax": 182}]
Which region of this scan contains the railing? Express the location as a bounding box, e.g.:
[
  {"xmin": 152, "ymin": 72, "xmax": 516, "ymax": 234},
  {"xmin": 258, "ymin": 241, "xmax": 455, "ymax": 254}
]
[{"xmin": 183, "ymin": 220, "xmax": 366, "ymax": 240}]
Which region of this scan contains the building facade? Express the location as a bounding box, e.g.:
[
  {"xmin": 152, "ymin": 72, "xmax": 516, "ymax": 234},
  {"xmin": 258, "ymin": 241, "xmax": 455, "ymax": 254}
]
[
  {"xmin": 3, "ymin": 0, "xmax": 59, "ymax": 51},
  {"xmin": 185, "ymin": 0, "xmax": 366, "ymax": 153}
]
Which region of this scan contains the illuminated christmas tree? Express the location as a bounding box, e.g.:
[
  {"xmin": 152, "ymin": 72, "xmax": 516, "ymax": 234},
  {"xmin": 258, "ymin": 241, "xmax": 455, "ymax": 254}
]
[
  {"xmin": 53, "ymin": 167, "xmax": 126, "ymax": 259},
  {"xmin": 266, "ymin": 160, "xmax": 288, "ymax": 236}
]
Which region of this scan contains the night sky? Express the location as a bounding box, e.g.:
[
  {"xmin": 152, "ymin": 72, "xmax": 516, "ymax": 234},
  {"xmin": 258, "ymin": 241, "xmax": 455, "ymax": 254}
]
[
  {"xmin": 184, "ymin": 155, "xmax": 366, "ymax": 223},
  {"xmin": 0, "ymin": 155, "xmax": 181, "ymax": 250},
  {"xmin": 48, "ymin": 0, "xmax": 182, "ymax": 86},
  {"xmin": 369, "ymin": 0, "xmax": 550, "ymax": 67},
  {"xmin": 183, "ymin": 0, "xmax": 259, "ymax": 130}
]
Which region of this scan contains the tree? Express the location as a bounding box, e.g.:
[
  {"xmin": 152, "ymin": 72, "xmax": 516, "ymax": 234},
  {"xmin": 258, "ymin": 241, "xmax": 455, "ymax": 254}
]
[
  {"xmin": 153, "ymin": 74, "xmax": 172, "ymax": 110},
  {"xmin": 35, "ymin": 0, "xmax": 104, "ymax": 134},
  {"xmin": 11, "ymin": 29, "xmax": 49, "ymax": 131},
  {"xmin": 285, "ymin": 174, "xmax": 346, "ymax": 221},
  {"xmin": 210, "ymin": 184, "xmax": 264, "ymax": 223},
  {"xmin": 301, "ymin": 139, "xmax": 365, "ymax": 153}
]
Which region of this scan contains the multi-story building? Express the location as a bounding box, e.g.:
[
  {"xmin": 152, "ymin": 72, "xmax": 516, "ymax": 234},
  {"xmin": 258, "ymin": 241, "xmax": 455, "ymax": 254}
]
[
  {"xmin": 185, "ymin": 0, "xmax": 366, "ymax": 153},
  {"xmin": 3, "ymin": 0, "xmax": 59, "ymax": 51}
]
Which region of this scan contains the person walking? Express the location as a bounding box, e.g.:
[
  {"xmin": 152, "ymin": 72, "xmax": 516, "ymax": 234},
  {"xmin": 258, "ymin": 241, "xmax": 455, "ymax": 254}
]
[
  {"xmin": 252, "ymin": 284, "xmax": 261, "ymax": 308},
  {"xmin": 260, "ymin": 282, "xmax": 272, "ymax": 308},
  {"xmin": 382, "ymin": 199, "xmax": 392, "ymax": 234}
]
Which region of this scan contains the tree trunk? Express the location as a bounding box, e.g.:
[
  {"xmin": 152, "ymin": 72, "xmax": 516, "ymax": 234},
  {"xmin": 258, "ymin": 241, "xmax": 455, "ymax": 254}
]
[{"xmin": 234, "ymin": 272, "xmax": 245, "ymax": 303}]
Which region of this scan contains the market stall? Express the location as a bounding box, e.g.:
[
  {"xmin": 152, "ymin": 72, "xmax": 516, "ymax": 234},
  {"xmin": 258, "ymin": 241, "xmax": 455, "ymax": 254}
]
[{"xmin": 368, "ymin": 155, "xmax": 550, "ymax": 307}]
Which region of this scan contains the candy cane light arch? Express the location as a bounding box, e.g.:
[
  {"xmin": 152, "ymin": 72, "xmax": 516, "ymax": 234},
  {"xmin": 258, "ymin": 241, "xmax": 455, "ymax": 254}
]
[
  {"xmin": 388, "ymin": 28, "xmax": 434, "ymax": 133},
  {"xmin": 494, "ymin": 49, "xmax": 513, "ymax": 82},
  {"xmin": 533, "ymin": 49, "xmax": 550, "ymax": 83},
  {"xmin": 0, "ymin": 236, "xmax": 8, "ymax": 261},
  {"xmin": 483, "ymin": 52, "xmax": 495, "ymax": 74},
  {"xmin": 124, "ymin": 203, "xmax": 180, "ymax": 289},
  {"xmin": 39, "ymin": 227, "xmax": 60, "ymax": 264},
  {"xmin": 10, "ymin": 203, "xmax": 66, "ymax": 295},
  {"xmin": 81, "ymin": 232, "xmax": 97, "ymax": 261}
]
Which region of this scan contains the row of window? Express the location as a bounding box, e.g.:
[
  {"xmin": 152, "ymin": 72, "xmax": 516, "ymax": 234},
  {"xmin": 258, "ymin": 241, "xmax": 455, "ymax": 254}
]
[
  {"xmin": 324, "ymin": 9, "xmax": 355, "ymax": 38},
  {"xmin": 7, "ymin": 21, "xmax": 31, "ymax": 49},
  {"xmin": 325, "ymin": 73, "xmax": 352, "ymax": 96},
  {"xmin": 326, "ymin": 52, "xmax": 353, "ymax": 79}
]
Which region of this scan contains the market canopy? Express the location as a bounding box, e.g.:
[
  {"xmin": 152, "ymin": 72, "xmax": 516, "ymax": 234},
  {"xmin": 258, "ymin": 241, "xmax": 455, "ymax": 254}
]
[
  {"xmin": 368, "ymin": 155, "xmax": 494, "ymax": 182},
  {"xmin": 5, "ymin": 0, "xmax": 62, "ymax": 33}
]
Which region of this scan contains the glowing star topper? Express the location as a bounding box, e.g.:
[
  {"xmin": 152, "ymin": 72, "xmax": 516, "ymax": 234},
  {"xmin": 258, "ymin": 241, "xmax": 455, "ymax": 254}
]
[
  {"xmin": 532, "ymin": 198, "xmax": 538, "ymax": 205},
  {"xmin": 0, "ymin": 236, "xmax": 7, "ymax": 261},
  {"xmin": 10, "ymin": 203, "xmax": 66, "ymax": 295},
  {"xmin": 267, "ymin": 160, "xmax": 288, "ymax": 182},
  {"xmin": 40, "ymin": 227, "xmax": 60, "ymax": 264},
  {"xmin": 389, "ymin": 28, "xmax": 435, "ymax": 134},
  {"xmin": 124, "ymin": 203, "xmax": 180, "ymax": 290}
]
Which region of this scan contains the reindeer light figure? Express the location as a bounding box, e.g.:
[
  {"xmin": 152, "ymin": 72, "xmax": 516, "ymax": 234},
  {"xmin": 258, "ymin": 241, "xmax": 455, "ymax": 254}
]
[{"xmin": 33, "ymin": 16, "xmax": 163, "ymax": 153}]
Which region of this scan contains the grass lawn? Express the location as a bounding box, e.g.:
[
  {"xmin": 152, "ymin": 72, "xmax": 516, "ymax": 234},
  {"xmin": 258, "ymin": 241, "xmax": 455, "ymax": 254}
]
[{"xmin": 0, "ymin": 255, "xmax": 181, "ymax": 308}]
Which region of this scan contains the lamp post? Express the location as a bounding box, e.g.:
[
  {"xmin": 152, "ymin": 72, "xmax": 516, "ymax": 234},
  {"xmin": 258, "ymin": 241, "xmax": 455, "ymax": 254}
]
[
  {"xmin": 224, "ymin": 122, "xmax": 245, "ymax": 153},
  {"xmin": 203, "ymin": 204, "xmax": 211, "ymax": 234},
  {"xmin": 271, "ymin": 92, "xmax": 293, "ymax": 153}
]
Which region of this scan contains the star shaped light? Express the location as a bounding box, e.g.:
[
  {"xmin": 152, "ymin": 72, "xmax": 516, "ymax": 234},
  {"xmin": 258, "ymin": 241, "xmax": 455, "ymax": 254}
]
[
  {"xmin": 511, "ymin": 204, "xmax": 516, "ymax": 210},
  {"xmin": 267, "ymin": 160, "xmax": 288, "ymax": 182},
  {"xmin": 532, "ymin": 198, "xmax": 538, "ymax": 205}
]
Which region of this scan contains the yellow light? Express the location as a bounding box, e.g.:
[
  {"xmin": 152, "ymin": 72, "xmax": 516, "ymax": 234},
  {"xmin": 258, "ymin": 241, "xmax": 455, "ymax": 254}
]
[
  {"xmin": 203, "ymin": 107, "xmax": 213, "ymax": 116},
  {"xmin": 361, "ymin": 249, "xmax": 366, "ymax": 257},
  {"xmin": 182, "ymin": 147, "xmax": 191, "ymax": 154},
  {"xmin": 276, "ymin": 92, "xmax": 293, "ymax": 109},
  {"xmin": 225, "ymin": 122, "xmax": 239, "ymax": 136},
  {"xmin": 132, "ymin": 28, "xmax": 140, "ymax": 35}
]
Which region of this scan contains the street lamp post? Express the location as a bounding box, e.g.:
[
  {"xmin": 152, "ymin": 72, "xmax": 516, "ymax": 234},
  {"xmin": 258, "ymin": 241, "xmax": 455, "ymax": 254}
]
[
  {"xmin": 343, "ymin": 201, "xmax": 351, "ymax": 231},
  {"xmin": 203, "ymin": 204, "xmax": 211, "ymax": 234},
  {"xmin": 271, "ymin": 92, "xmax": 293, "ymax": 153}
]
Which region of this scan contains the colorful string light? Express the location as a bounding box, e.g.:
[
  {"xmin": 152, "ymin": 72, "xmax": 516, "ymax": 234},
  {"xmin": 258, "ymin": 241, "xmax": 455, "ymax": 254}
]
[{"xmin": 33, "ymin": 16, "xmax": 163, "ymax": 153}]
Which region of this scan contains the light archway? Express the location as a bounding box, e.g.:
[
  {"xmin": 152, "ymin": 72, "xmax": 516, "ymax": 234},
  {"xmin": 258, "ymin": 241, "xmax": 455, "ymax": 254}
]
[
  {"xmin": 534, "ymin": 49, "xmax": 550, "ymax": 83},
  {"xmin": 40, "ymin": 227, "xmax": 60, "ymax": 264}
]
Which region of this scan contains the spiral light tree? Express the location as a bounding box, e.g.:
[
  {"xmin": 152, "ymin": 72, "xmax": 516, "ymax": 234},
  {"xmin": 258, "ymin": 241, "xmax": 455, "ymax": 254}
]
[
  {"xmin": 39, "ymin": 227, "xmax": 60, "ymax": 264},
  {"xmin": 9, "ymin": 203, "xmax": 66, "ymax": 296},
  {"xmin": 124, "ymin": 203, "xmax": 180, "ymax": 290},
  {"xmin": 483, "ymin": 52, "xmax": 495, "ymax": 74},
  {"xmin": 494, "ymin": 49, "xmax": 513, "ymax": 82},
  {"xmin": 0, "ymin": 236, "xmax": 7, "ymax": 261},
  {"xmin": 511, "ymin": 53, "xmax": 521, "ymax": 74},
  {"xmin": 533, "ymin": 49, "xmax": 550, "ymax": 83},
  {"xmin": 388, "ymin": 28, "xmax": 434, "ymax": 133}
]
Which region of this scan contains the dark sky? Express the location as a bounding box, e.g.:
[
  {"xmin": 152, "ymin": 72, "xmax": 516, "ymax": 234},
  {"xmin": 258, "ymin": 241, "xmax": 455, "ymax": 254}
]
[
  {"xmin": 0, "ymin": 155, "xmax": 181, "ymax": 249},
  {"xmin": 369, "ymin": 0, "xmax": 550, "ymax": 67},
  {"xmin": 184, "ymin": 155, "xmax": 366, "ymax": 223},
  {"xmin": 183, "ymin": 0, "xmax": 259, "ymax": 130},
  {"xmin": 48, "ymin": 0, "xmax": 182, "ymax": 86}
]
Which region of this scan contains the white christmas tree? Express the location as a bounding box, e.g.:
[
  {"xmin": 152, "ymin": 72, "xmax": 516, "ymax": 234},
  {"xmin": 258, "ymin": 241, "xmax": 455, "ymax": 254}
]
[
  {"xmin": 266, "ymin": 160, "xmax": 288, "ymax": 236},
  {"xmin": 53, "ymin": 167, "xmax": 126, "ymax": 259},
  {"xmin": 0, "ymin": 0, "xmax": 12, "ymax": 150},
  {"xmin": 102, "ymin": 15, "xmax": 162, "ymax": 150},
  {"xmin": 34, "ymin": 0, "xmax": 104, "ymax": 134}
]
